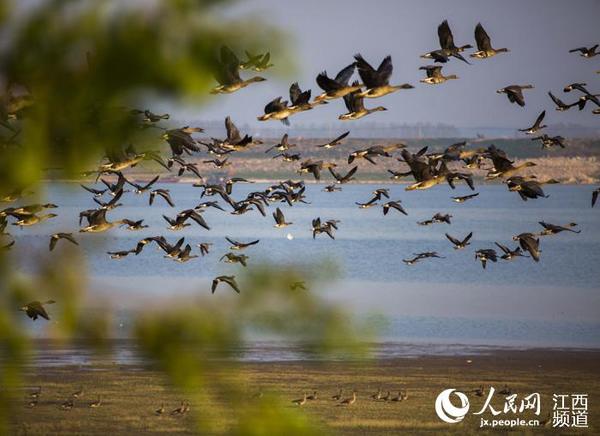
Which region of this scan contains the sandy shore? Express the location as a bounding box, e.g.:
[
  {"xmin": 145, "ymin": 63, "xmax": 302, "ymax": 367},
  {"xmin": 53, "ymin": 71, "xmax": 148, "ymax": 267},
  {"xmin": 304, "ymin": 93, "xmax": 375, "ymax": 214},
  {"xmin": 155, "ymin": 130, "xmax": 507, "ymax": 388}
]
[{"xmin": 11, "ymin": 348, "xmax": 600, "ymax": 435}]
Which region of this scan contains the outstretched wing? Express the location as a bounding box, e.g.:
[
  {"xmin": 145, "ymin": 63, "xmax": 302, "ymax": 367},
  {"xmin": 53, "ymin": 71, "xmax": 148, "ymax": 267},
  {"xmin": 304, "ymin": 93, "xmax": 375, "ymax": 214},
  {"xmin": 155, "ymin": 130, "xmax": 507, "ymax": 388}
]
[
  {"xmin": 334, "ymin": 62, "xmax": 356, "ymax": 86},
  {"xmin": 445, "ymin": 233, "xmax": 460, "ymax": 246},
  {"xmin": 438, "ymin": 20, "xmax": 454, "ymax": 50},
  {"xmin": 474, "ymin": 23, "xmax": 492, "ymax": 51},
  {"xmin": 225, "ymin": 116, "xmax": 241, "ymax": 142},
  {"xmin": 316, "ymin": 72, "xmax": 341, "ymax": 92},
  {"xmin": 354, "ymin": 54, "xmax": 378, "ymax": 88},
  {"xmin": 376, "ymin": 55, "xmax": 393, "ymax": 84}
]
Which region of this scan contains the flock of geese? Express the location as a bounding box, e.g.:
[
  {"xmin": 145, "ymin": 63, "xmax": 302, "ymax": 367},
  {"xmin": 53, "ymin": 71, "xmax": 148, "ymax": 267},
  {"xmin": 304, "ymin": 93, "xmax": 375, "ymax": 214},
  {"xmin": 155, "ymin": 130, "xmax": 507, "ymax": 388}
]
[
  {"xmin": 24, "ymin": 385, "xmax": 191, "ymax": 416},
  {"xmin": 0, "ymin": 20, "xmax": 598, "ymax": 321},
  {"xmin": 291, "ymin": 387, "xmax": 408, "ymax": 407}
]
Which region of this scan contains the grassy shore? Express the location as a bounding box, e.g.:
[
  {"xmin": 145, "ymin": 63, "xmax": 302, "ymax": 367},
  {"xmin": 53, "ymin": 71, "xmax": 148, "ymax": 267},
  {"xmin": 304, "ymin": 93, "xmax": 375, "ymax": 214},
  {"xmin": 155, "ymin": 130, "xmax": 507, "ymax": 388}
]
[{"xmin": 11, "ymin": 349, "xmax": 600, "ymax": 435}]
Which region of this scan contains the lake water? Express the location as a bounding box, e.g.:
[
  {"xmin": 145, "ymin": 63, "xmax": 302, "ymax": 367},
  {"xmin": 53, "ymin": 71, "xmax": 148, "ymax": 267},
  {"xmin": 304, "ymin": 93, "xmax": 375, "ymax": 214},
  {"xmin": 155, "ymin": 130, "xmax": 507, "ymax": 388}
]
[{"xmin": 8, "ymin": 182, "xmax": 600, "ymax": 354}]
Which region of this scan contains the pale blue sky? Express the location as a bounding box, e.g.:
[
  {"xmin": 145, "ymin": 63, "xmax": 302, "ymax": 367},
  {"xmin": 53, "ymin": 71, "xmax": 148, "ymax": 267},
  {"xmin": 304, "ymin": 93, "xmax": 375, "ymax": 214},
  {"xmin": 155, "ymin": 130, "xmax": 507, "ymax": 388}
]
[{"xmin": 183, "ymin": 0, "xmax": 600, "ymax": 130}]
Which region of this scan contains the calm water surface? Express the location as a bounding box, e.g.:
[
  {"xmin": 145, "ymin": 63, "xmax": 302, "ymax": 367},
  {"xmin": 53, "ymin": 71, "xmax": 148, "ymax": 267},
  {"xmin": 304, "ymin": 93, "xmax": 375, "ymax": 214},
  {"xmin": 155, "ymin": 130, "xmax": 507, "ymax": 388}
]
[{"xmin": 10, "ymin": 182, "xmax": 600, "ymax": 352}]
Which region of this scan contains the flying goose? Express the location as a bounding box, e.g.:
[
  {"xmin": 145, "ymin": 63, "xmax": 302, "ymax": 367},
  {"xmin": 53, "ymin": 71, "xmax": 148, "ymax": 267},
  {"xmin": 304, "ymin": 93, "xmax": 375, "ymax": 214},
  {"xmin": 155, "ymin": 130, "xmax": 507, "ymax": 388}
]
[
  {"xmin": 265, "ymin": 133, "xmax": 296, "ymax": 154},
  {"xmin": 446, "ymin": 232, "xmax": 473, "ymax": 249},
  {"xmin": 100, "ymin": 172, "xmax": 129, "ymax": 196},
  {"xmin": 538, "ymin": 221, "xmax": 580, "ymax": 236},
  {"xmin": 418, "ymin": 212, "xmax": 452, "ymax": 226},
  {"xmin": 316, "ymin": 131, "xmax": 350, "ymax": 148},
  {"xmin": 225, "ymin": 237, "xmax": 259, "ymax": 250},
  {"xmin": 173, "ymin": 244, "xmax": 198, "ymax": 263},
  {"xmin": 93, "ymin": 188, "xmax": 123, "ymax": 210},
  {"xmin": 495, "ymin": 242, "xmax": 527, "ymax": 260},
  {"xmin": 404, "ymin": 252, "xmax": 444, "ymax": 264},
  {"xmin": 7, "ymin": 203, "xmax": 58, "ymax": 215},
  {"xmin": 219, "ymin": 116, "xmax": 261, "ymax": 150},
  {"xmin": 470, "ymin": 23, "xmax": 509, "ymax": 58},
  {"xmin": 485, "ymin": 145, "xmax": 536, "ymax": 179},
  {"xmin": 314, "ymin": 63, "xmax": 361, "ymax": 102},
  {"xmin": 563, "ymin": 83, "xmax": 600, "ymax": 107},
  {"xmin": 548, "ymin": 92, "xmax": 578, "ymax": 111},
  {"xmin": 131, "ymin": 108, "xmax": 169, "ymax": 124},
  {"xmin": 197, "ymin": 242, "xmax": 212, "ymax": 256},
  {"xmin": 297, "ymin": 159, "xmax": 336, "ymax": 180},
  {"xmin": 435, "ymin": 20, "xmax": 472, "ymax": 63},
  {"xmin": 211, "ymin": 46, "xmax": 266, "ymax": 94},
  {"xmin": 506, "ymin": 176, "xmax": 558, "ymax": 201},
  {"xmin": 569, "ymin": 44, "xmax": 599, "ymax": 58},
  {"xmin": 273, "ymin": 207, "xmax": 292, "ymax": 228},
  {"xmin": 240, "ymin": 51, "xmax": 273, "ymax": 71},
  {"xmin": 419, "ymin": 65, "xmax": 458, "ymax": 85},
  {"xmin": 20, "ymin": 300, "xmax": 55, "ymax": 321},
  {"xmin": 348, "ymin": 144, "xmax": 402, "ymax": 164},
  {"xmin": 220, "ymin": 252, "xmax": 248, "ymax": 267},
  {"xmin": 257, "ymin": 97, "xmax": 294, "ymax": 125},
  {"xmin": 420, "ymin": 49, "xmax": 450, "ymax": 63},
  {"xmin": 120, "ymin": 219, "xmax": 148, "ymax": 231},
  {"xmin": 353, "ymin": 54, "xmax": 413, "ymax": 98},
  {"xmin": 79, "ymin": 209, "xmax": 126, "ymax": 233},
  {"xmin": 518, "ymin": 111, "xmax": 547, "ymax": 134},
  {"xmin": 311, "ymin": 217, "xmax": 339, "ymax": 239},
  {"xmin": 107, "ymin": 249, "xmax": 137, "ymax": 259},
  {"xmin": 225, "ymin": 177, "xmax": 254, "ymax": 195},
  {"xmin": 8, "ymin": 212, "xmax": 57, "ymax": 227},
  {"xmin": 49, "ymin": 233, "xmax": 78, "ymax": 251},
  {"xmin": 80, "ymin": 184, "xmax": 107, "ymax": 197},
  {"xmin": 329, "ymin": 166, "xmax": 358, "ymax": 184},
  {"xmin": 168, "ymin": 156, "xmax": 203, "ymax": 179},
  {"xmin": 211, "ymin": 275, "xmax": 240, "ymax": 294},
  {"xmin": 452, "ymin": 193, "xmax": 479, "ymax": 203},
  {"xmin": 163, "ymin": 209, "xmax": 210, "ymax": 230},
  {"xmin": 161, "ymin": 126, "xmax": 203, "ymax": 157},
  {"xmin": 339, "ymin": 81, "xmax": 387, "ymax": 120},
  {"xmin": 530, "ymin": 134, "xmax": 566, "ymax": 149},
  {"xmin": 382, "ymin": 201, "xmax": 407, "ymax": 215},
  {"xmin": 273, "ymin": 152, "xmax": 301, "ymax": 162},
  {"xmin": 139, "ymin": 236, "xmax": 185, "ymax": 258},
  {"xmin": 475, "ymin": 249, "xmax": 498, "ymax": 269},
  {"xmin": 497, "ymin": 85, "xmax": 534, "ymax": 107},
  {"xmin": 149, "ymin": 189, "xmax": 175, "ymax": 207},
  {"xmin": 323, "ymin": 184, "xmax": 342, "ymax": 192},
  {"xmin": 512, "ymin": 233, "xmax": 541, "ymax": 261},
  {"xmin": 203, "ymin": 157, "xmax": 231, "ymax": 168}
]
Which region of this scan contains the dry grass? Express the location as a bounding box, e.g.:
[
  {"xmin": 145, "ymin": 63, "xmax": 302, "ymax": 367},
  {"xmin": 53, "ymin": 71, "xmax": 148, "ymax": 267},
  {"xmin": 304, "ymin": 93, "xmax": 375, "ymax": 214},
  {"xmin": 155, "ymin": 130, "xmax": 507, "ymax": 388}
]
[{"xmin": 10, "ymin": 349, "xmax": 600, "ymax": 435}]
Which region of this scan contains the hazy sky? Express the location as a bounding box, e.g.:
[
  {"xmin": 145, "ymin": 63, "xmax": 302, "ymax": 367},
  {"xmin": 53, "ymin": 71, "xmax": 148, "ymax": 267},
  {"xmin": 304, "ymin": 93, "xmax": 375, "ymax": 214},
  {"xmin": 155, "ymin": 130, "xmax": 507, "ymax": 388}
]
[{"xmin": 181, "ymin": 0, "xmax": 600, "ymax": 130}]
